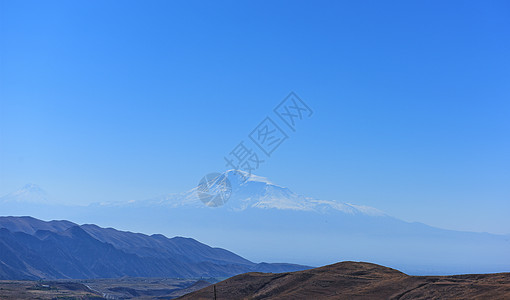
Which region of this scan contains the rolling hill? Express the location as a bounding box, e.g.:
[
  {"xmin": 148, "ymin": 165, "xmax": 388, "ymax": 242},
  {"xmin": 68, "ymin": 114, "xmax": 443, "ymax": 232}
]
[{"xmin": 179, "ymin": 261, "xmax": 510, "ymax": 300}]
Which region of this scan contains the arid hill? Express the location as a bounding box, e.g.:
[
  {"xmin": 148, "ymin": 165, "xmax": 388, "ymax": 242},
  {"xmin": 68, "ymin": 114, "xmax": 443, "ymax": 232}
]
[{"xmin": 178, "ymin": 261, "xmax": 510, "ymax": 300}]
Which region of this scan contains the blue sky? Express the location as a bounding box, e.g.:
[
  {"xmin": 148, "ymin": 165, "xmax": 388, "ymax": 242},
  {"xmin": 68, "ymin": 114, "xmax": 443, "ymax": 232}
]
[{"xmin": 1, "ymin": 1, "xmax": 509, "ymax": 233}]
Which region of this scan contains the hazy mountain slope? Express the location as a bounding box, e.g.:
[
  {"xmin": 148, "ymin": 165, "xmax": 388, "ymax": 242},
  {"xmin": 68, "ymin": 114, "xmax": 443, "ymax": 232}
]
[
  {"xmin": 81, "ymin": 224, "xmax": 253, "ymax": 266},
  {"xmin": 0, "ymin": 217, "xmax": 311, "ymax": 280},
  {"xmin": 180, "ymin": 261, "xmax": 510, "ymax": 300},
  {"xmin": 61, "ymin": 203, "xmax": 508, "ymax": 275},
  {"xmin": 0, "ymin": 228, "xmax": 64, "ymax": 279}
]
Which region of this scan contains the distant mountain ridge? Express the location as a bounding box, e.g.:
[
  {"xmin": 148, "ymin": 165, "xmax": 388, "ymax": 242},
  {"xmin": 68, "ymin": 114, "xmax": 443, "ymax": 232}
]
[
  {"xmin": 0, "ymin": 216, "xmax": 310, "ymax": 280},
  {"xmin": 0, "ymin": 172, "xmax": 385, "ymax": 215},
  {"xmin": 0, "ymin": 216, "xmax": 75, "ymax": 234}
]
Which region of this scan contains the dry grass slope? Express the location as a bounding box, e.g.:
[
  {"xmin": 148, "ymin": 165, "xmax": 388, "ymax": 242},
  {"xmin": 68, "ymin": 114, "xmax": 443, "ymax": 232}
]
[{"xmin": 178, "ymin": 261, "xmax": 510, "ymax": 300}]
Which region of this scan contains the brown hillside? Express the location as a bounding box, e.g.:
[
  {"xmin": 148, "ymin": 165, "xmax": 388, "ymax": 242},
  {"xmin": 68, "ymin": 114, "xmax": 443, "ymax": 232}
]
[{"xmin": 178, "ymin": 261, "xmax": 510, "ymax": 300}]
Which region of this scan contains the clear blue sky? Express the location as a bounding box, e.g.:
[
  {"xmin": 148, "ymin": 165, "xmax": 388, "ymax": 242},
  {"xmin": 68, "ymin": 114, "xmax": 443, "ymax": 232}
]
[{"xmin": 1, "ymin": 1, "xmax": 509, "ymax": 233}]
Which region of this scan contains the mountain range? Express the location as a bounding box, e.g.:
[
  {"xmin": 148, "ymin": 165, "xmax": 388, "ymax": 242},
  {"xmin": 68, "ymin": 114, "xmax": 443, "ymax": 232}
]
[
  {"xmin": 1, "ymin": 170, "xmax": 509, "ymax": 275},
  {"xmin": 0, "ymin": 216, "xmax": 309, "ymax": 280}
]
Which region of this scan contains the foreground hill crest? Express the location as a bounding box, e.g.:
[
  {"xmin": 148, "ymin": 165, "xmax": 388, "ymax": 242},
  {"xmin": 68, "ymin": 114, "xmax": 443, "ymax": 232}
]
[{"xmin": 180, "ymin": 261, "xmax": 510, "ymax": 300}]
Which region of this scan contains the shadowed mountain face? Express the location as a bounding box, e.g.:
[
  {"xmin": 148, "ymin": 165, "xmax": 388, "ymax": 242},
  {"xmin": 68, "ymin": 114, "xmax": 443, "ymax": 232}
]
[
  {"xmin": 179, "ymin": 261, "xmax": 510, "ymax": 300},
  {"xmin": 0, "ymin": 216, "xmax": 310, "ymax": 280}
]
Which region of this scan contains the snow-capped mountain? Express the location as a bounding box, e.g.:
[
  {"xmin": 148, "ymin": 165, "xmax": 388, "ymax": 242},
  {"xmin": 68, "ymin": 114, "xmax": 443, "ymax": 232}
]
[
  {"xmin": 0, "ymin": 183, "xmax": 50, "ymax": 204},
  {"xmin": 127, "ymin": 170, "xmax": 385, "ymax": 216},
  {"xmin": 0, "ymin": 172, "xmax": 385, "ymax": 216}
]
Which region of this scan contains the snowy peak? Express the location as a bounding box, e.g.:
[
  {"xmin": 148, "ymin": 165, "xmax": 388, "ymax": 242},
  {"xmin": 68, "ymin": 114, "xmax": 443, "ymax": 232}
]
[
  {"xmin": 127, "ymin": 170, "xmax": 386, "ymax": 216},
  {"xmin": 0, "ymin": 183, "xmax": 50, "ymax": 204},
  {"xmin": 224, "ymin": 169, "xmax": 275, "ymax": 186},
  {"xmin": 220, "ymin": 170, "xmax": 385, "ymax": 215}
]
